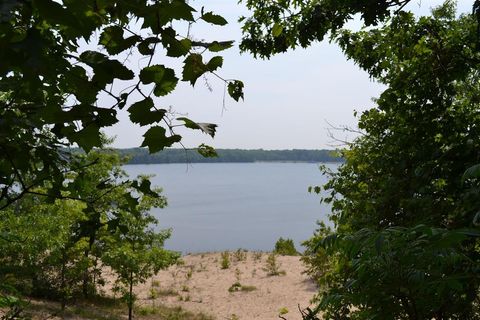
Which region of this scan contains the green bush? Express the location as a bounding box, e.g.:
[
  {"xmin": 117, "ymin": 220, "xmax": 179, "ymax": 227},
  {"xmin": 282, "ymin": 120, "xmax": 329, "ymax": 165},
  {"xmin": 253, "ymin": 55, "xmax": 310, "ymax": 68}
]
[
  {"xmin": 220, "ymin": 251, "xmax": 230, "ymax": 269},
  {"xmin": 274, "ymin": 237, "xmax": 298, "ymax": 256},
  {"xmin": 263, "ymin": 253, "xmax": 286, "ymax": 276}
]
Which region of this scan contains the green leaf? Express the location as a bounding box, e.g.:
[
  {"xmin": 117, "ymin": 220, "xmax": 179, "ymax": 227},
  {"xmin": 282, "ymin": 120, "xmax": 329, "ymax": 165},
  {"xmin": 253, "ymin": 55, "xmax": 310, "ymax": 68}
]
[
  {"xmin": 227, "ymin": 80, "xmax": 244, "ymax": 101},
  {"xmin": 118, "ymin": 93, "xmax": 129, "ymax": 109},
  {"xmin": 138, "ymin": 37, "xmax": 161, "ymax": 55},
  {"xmin": 80, "ymin": 50, "xmax": 108, "ymax": 64},
  {"xmin": 139, "ymin": 65, "xmax": 178, "ymax": 96},
  {"xmin": 177, "ymin": 117, "xmax": 217, "ymax": 137},
  {"xmin": 80, "ymin": 51, "xmax": 134, "ymax": 86},
  {"xmin": 143, "ymin": 1, "xmax": 195, "ymax": 32},
  {"xmin": 197, "ymin": 144, "xmax": 218, "ymax": 158},
  {"xmin": 33, "ymin": 0, "xmax": 82, "ymax": 33},
  {"xmin": 462, "ymin": 164, "xmax": 480, "ymax": 182},
  {"xmin": 99, "ymin": 26, "xmax": 140, "ymax": 55},
  {"xmin": 208, "ymin": 41, "xmax": 234, "ymax": 52},
  {"xmin": 93, "ymin": 107, "xmax": 118, "ymax": 127},
  {"xmin": 128, "ymin": 98, "xmax": 166, "ymax": 125},
  {"xmin": 161, "ymin": 27, "xmax": 191, "ymax": 57},
  {"xmin": 201, "ymin": 12, "xmax": 228, "ymax": 26},
  {"xmin": 182, "ymin": 53, "xmax": 207, "ymax": 85},
  {"xmin": 457, "ymin": 228, "xmax": 480, "ymax": 237},
  {"xmin": 141, "ymin": 126, "xmax": 182, "ymax": 153},
  {"xmin": 63, "ymin": 66, "xmax": 97, "ymax": 104},
  {"xmin": 207, "ymin": 56, "xmax": 223, "ymax": 71},
  {"xmin": 168, "ymin": 38, "xmax": 192, "ymax": 57},
  {"xmin": 122, "ymin": 193, "xmax": 139, "ymax": 212},
  {"xmin": 272, "ymin": 22, "xmax": 283, "ymax": 37},
  {"xmin": 131, "ymin": 178, "xmax": 159, "ymax": 198},
  {"xmin": 139, "ymin": 65, "xmax": 168, "ymax": 84},
  {"xmin": 159, "ymin": 0, "xmax": 195, "ymax": 22},
  {"xmin": 69, "ymin": 124, "xmax": 102, "ymax": 152}
]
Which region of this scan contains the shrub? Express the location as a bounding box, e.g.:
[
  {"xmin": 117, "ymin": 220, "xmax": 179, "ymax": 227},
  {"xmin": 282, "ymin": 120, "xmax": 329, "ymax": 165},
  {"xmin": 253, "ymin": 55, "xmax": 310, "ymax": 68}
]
[
  {"xmin": 279, "ymin": 307, "xmax": 289, "ymax": 315},
  {"xmin": 263, "ymin": 253, "xmax": 285, "ymax": 276},
  {"xmin": 228, "ymin": 282, "xmax": 257, "ymax": 293},
  {"xmin": 220, "ymin": 251, "xmax": 230, "ymax": 269},
  {"xmin": 301, "ymin": 221, "xmax": 332, "ymax": 285},
  {"xmin": 274, "ymin": 237, "xmax": 298, "ymax": 256},
  {"xmin": 233, "ymin": 248, "xmax": 247, "ymax": 262}
]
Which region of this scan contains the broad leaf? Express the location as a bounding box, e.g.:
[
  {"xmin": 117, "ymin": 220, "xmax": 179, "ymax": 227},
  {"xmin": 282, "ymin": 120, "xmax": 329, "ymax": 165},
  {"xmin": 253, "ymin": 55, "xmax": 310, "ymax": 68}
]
[
  {"xmin": 228, "ymin": 80, "xmax": 244, "ymax": 101},
  {"xmin": 201, "ymin": 12, "xmax": 228, "ymax": 26},
  {"xmin": 463, "ymin": 164, "xmax": 480, "ymax": 182},
  {"xmin": 182, "ymin": 53, "xmax": 207, "ymax": 85},
  {"xmin": 80, "ymin": 51, "xmax": 134, "ymax": 86},
  {"xmin": 272, "ymin": 22, "xmax": 283, "ymax": 37},
  {"xmin": 159, "ymin": 0, "xmax": 195, "ymax": 23},
  {"xmin": 161, "ymin": 27, "xmax": 191, "ymax": 57},
  {"xmin": 131, "ymin": 178, "xmax": 159, "ymax": 198},
  {"xmin": 139, "ymin": 65, "xmax": 178, "ymax": 96},
  {"xmin": 208, "ymin": 41, "xmax": 234, "ymax": 52},
  {"xmin": 34, "ymin": 0, "xmax": 83, "ymax": 34},
  {"xmin": 138, "ymin": 37, "xmax": 161, "ymax": 55},
  {"xmin": 68, "ymin": 124, "xmax": 102, "ymax": 152},
  {"xmin": 177, "ymin": 117, "xmax": 217, "ymax": 137},
  {"xmin": 207, "ymin": 56, "xmax": 223, "ymax": 72},
  {"xmin": 99, "ymin": 26, "xmax": 140, "ymax": 55},
  {"xmin": 141, "ymin": 126, "xmax": 182, "ymax": 153},
  {"xmin": 128, "ymin": 98, "xmax": 166, "ymax": 125}
]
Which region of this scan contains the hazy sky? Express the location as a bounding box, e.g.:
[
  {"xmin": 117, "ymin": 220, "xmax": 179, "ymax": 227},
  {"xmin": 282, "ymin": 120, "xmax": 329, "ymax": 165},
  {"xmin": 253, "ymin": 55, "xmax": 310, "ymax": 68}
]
[{"xmin": 105, "ymin": 0, "xmax": 472, "ymax": 150}]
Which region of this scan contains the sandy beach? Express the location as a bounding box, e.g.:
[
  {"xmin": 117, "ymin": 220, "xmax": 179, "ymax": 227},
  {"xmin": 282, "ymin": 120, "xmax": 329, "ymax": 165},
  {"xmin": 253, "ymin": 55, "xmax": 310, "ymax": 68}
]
[{"xmin": 133, "ymin": 251, "xmax": 318, "ymax": 320}]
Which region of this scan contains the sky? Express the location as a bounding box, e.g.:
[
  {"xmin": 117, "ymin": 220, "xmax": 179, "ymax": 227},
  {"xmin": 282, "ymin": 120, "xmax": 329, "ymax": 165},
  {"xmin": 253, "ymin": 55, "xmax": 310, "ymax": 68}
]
[{"xmin": 105, "ymin": 0, "xmax": 473, "ymax": 150}]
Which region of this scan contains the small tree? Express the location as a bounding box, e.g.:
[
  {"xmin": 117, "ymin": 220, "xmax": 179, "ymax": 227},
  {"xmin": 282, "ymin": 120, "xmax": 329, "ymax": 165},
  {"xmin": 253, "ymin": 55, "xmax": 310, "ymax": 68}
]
[
  {"xmin": 274, "ymin": 237, "xmax": 298, "ymax": 256},
  {"xmin": 0, "ymin": 195, "xmax": 90, "ymax": 308},
  {"xmin": 0, "ymin": 146, "xmax": 170, "ymax": 312},
  {"xmin": 103, "ymin": 191, "xmax": 179, "ymax": 320},
  {"xmin": 263, "ymin": 253, "xmax": 285, "ymax": 276},
  {"xmin": 301, "ymin": 222, "xmax": 332, "ymax": 286},
  {"xmin": 303, "ymin": 5, "xmax": 480, "ymax": 319}
]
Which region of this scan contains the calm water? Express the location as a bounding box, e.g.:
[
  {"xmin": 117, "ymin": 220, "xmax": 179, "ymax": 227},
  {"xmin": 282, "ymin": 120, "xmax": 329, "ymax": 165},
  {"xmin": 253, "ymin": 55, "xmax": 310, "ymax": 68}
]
[{"xmin": 123, "ymin": 162, "xmax": 337, "ymax": 253}]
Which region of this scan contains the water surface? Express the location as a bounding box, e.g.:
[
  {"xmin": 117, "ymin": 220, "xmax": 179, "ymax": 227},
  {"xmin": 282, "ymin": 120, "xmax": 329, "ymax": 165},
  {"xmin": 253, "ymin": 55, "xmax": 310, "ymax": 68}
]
[{"xmin": 123, "ymin": 162, "xmax": 336, "ymax": 253}]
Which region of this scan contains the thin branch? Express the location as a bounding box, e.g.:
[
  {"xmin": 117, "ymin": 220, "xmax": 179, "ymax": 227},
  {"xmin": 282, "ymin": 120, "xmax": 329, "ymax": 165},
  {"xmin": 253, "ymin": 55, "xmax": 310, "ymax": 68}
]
[{"xmin": 393, "ymin": 0, "xmax": 412, "ymax": 15}]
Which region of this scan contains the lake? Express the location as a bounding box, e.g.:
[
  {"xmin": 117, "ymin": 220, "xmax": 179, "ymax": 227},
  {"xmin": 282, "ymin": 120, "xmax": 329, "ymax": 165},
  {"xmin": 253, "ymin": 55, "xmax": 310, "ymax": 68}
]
[{"xmin": 123, "ymin": 162, "xmax": 337, "ymax": 253}]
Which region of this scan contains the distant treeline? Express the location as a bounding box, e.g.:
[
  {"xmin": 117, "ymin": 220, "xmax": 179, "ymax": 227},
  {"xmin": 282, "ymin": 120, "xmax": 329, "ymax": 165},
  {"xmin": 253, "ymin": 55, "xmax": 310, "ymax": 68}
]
[{"xmin": 116, "ymin": 148, "xmax": 343, "ymax": 164}]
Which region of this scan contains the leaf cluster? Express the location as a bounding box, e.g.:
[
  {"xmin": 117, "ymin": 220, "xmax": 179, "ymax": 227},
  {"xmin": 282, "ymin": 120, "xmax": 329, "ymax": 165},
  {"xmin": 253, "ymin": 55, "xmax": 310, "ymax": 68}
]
[
  {"xmin": 297, "ymin": 3, "xmax": 480, "ymax": 319},
  {"xmin": 0, "ymin": 148, "xmax": 178, "ymax": 318},
  {"xmin": 240, "ymin": 0, "xmax": 413, "ymax": 58},
  {"xmin": 0, "ymin": 0, "xmax": 243, "ymax": 209}
]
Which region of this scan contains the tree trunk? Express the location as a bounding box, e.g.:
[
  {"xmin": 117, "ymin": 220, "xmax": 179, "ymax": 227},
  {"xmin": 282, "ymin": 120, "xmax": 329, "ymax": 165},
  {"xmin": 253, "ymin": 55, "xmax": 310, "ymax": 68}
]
[
  {"xmin": 82, "ymin": 249, "xmax": 90, "ymax": 299},
  {"xmin": 60, "ymin": 252, "xmax": 67, "ymax": 312},
  {"xmin": 128, "ymin": 271, "xmax": 134, "ymax": 320}
]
